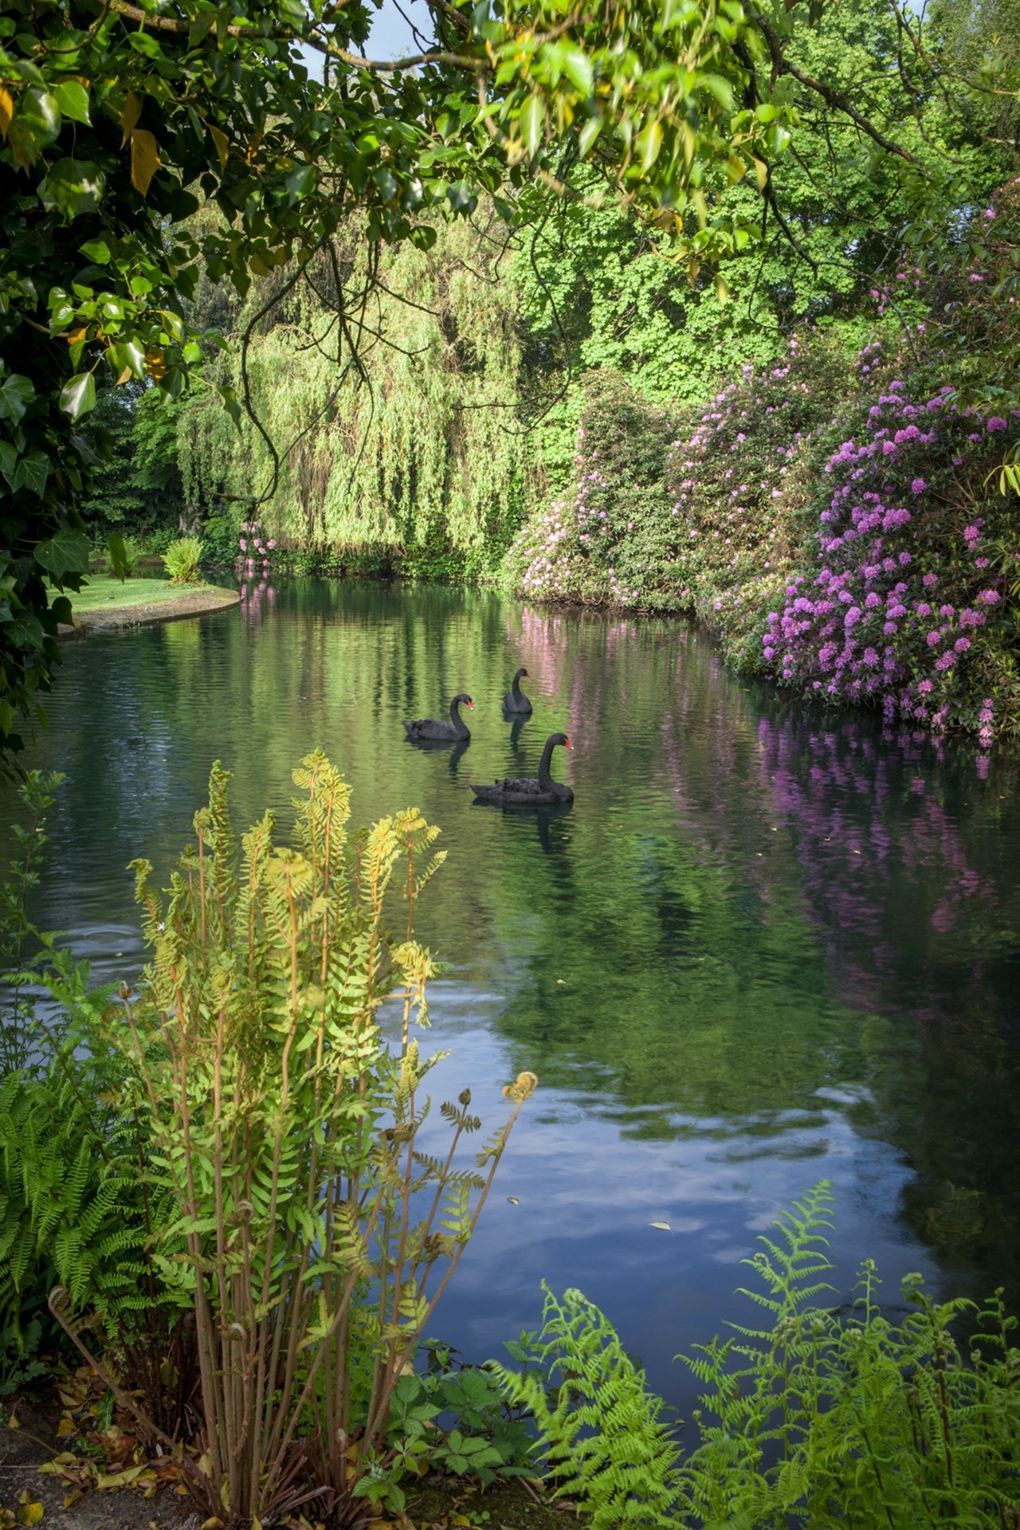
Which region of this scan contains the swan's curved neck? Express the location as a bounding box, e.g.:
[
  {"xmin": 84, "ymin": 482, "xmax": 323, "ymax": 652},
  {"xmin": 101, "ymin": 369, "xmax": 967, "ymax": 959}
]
[
  {"xmin": 449, "ymin": 698, "xmax": 469, "ymax": 736},
  {"xmin": 512, "ymin": 672, "xmax": 526, "ymax": 699},
  {"xmin": 537, "ymin": 737, "xmax": 559, "ymax": 789}
]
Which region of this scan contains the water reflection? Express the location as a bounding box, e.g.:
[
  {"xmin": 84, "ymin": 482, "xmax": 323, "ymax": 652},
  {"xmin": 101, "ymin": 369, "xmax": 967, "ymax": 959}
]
[{"xmin": 3, "ymin": 580, "xmax": 1019, "ymax": 1409}]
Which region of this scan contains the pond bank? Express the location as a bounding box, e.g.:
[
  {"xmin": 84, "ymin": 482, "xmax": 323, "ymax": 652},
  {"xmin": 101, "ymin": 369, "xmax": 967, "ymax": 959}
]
[{"xmin": 60, "ymin": 578, "xmax": 239, "ymax": 638}]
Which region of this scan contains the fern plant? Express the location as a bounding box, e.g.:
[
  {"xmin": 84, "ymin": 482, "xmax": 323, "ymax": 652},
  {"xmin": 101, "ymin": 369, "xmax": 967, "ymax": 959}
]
[
  {"xmin": 0, "ymin": 997, "xmax": 179, "ymax": 1399},
  {"xmin": 489, "ymin": 1284, "xmax": 682, "ymax": 1528},
  {"xmin": 162, "ymin": 534, "xmax": 204, "ymax": 583},
  {"xmin": 497, "ymin": 1185, "xmax": 1020, "ymax": 1529},
  {"xmin": 53, "ymin": 753, "xmax": 535, "ymax": 1528}
]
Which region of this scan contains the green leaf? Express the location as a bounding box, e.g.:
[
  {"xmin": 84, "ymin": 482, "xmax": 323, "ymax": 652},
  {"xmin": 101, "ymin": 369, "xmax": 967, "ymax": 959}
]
[
  {"xmin": 107, "ymin": 532, "xmax": 129, "ymax": 580},
  {"xmin": 446, "ymin": 179, "xmax": 476, "ymax": 213},
  {"xmin": 38, "ymin": 158, "xmax": 106, "ymax": 219},
  {"xmin": 34, "ymin": 528, "xmax": 91, "ymax": 581},
  {"xmin": 80, "ymin": 237, "xmax": 111, "ymax": 264},
  {"xmin": 561, "ymin": 46, "xmax": 593, "ymax": 96},
  {"xmin": 53, "ymin": 80, "xmax": 90, "ymax": 124},
  {"xmin": 286, "ymin": 163, "xmax": 317, "ymax": 201},
  {"xmin": 0, "ymin": 372, "xmax": 35, "ymax": 425},
  {"xmin": 12, "ymin": 451, "xmax": 50, "ymax": 497},
  {"xmin": 59, "ymin": 371, "xmax": 96, "ymax": 421},
  {"xmin": 519, "ymin": 94, "xmax": 545, "ymax": 159},
  {"xmin": 636, "ymin": 119, "xmax": 663, "ymax": 171},
  {"xmin": 578, "ymin": 116, "xmax": 603, "ymax": 157}
]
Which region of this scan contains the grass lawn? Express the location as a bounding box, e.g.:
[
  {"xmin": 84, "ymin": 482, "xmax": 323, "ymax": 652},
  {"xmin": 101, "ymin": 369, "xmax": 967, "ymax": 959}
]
[{"xmin": 69, "ymin": 576, "xmax": 231, "ymax": 613}]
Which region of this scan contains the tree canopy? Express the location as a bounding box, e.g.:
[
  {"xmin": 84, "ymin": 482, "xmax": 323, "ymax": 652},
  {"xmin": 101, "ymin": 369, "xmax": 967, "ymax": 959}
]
[{"xmin": 1, "ymin": 0, "xmax": 1016, "ymax": 752}]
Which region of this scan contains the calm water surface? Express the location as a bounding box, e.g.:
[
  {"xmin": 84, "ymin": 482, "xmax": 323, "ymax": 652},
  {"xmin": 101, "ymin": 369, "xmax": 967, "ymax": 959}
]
[{"xmin": 5, "ymin": 578, "xmax": 1020, "ymax": 1411}]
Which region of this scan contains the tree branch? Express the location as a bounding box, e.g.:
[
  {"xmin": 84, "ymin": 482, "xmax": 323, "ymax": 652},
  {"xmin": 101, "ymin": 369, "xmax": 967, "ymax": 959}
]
[{"xmin": 750, "ymin": 7, "xmax": 920, "ymax": 167}]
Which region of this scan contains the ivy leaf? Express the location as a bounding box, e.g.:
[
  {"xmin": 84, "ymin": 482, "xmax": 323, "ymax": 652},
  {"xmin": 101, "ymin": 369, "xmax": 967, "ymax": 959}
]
[
  {"xmin": 34, "ymin": 528, "xmax": 91, "ymax": 581},
  {"xmin": 53, "ymin": 80, "xmax": 90, "ymax": 124},
  {"xmin": 80, "ymin": 237, "xmax": 111, "ymax": 264},
  {"xmin": 12, "ymin": 452, "xmax": 50, "ymax": 497},
  {"xmin": 0, "ymin": 372, "xmax": 35, "ymax": 425},
  {"xmin": 130, "ymin": 129, "xmax": 160, "ymax": 196},
  {"xmin": 59, "ymin": 371, "xmax": 96, "ymax": 420}
]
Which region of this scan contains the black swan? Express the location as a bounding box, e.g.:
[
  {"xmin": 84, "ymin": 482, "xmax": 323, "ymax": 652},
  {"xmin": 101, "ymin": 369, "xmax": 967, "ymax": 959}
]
[
  {"xmin": 403, "ymin": 693, "xmax": 473, "ymax": 743},
  {"xmin": 471, "ymin": 732, "xmax": 573, "ymax": 805},
  {"xmin": 503, "ymin": 667, "xmax": 533, "ymax": 715}
]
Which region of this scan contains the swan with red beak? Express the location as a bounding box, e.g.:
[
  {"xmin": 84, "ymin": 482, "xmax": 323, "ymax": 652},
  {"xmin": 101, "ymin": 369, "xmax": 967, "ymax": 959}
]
[{"xmin": 471, "ymin": 732, "xmax": 574, "ymax": 806}]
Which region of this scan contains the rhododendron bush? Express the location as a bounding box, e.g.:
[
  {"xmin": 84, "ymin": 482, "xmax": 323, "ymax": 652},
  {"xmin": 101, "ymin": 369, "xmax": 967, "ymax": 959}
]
[
  {"xmin": 763, "ymin": 373, "xmax": 1016, "ymax": 743},
  {"xmin": 664, "ymin": 334, "xmax": 851, "ymax": 670},
  {"xmin": 508, "ymin": 183, "xmax": 1019, "ymax": 746},
  {"xmin": 503, "ymin": 374, "xmax": 679, "ymax": 610}
]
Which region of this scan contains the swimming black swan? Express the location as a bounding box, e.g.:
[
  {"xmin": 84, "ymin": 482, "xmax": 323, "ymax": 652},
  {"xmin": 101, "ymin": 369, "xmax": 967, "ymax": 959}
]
[
  {"xmin": 403, "ymin": 693, "xmax": 473, "ymax": 742},
  {"xmin": 471, "ymin": 732, "xmax": 573, "ymax": 805},
  {"xmin": 503, "ymin": 667, "xmax": 533, "ymax": 715}
]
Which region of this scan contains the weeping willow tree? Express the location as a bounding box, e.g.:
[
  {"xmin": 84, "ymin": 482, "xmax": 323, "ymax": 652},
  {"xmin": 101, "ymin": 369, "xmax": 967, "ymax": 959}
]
[{"xmin": 176, "ymin": 212, "xmax": 542, "ymax": 571}]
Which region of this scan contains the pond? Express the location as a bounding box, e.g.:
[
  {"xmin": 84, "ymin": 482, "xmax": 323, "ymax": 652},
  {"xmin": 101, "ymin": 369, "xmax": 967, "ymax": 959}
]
[{"xmin": 5, "ymin": 576, "xmax": 1020, "ymax": 1413}]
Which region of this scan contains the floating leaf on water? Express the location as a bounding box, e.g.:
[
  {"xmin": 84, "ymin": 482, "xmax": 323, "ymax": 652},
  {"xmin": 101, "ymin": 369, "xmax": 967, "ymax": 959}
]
[
  {"xmin": 649, "ymin": 1220, "xmax": 672, "ymax": 1231},
  {"xmin": 507, "ymin": 1195, "xmax": 520, "ymax": 1205}
]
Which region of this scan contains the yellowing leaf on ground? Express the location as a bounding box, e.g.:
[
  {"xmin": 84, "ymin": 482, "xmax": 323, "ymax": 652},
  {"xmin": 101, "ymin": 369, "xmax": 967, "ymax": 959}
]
[
  {"xmin": 56, "ymin": 1414, "xmax": 75, "ymax": 1438},
  {"xmin": 16, "ymin": 1498, "xmax": 44, "ymax": 1527},
  {"xmin": 130, "ymin": 129, "xmax": 160, "ymax": 195},
  {"xmin": 96, "ymin": 1464, "xmax": 146, "ymax": 1489},
  {"xmin": 38, "ymin": 1453, "xmax": 78, "ymax": 1475}
]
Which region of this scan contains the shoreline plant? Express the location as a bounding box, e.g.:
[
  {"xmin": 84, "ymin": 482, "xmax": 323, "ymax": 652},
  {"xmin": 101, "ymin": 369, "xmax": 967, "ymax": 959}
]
[
  {"xmin": 495, "ymin": 1183, "xmax": 1020, "ymax": 1528},
  {"xmin": 162, "ymin": 534, "xmax": 205, "ymax": 586},
  {"xmin": 46, "ymin": 752, "xmax": 536, "ymax": 1527}
]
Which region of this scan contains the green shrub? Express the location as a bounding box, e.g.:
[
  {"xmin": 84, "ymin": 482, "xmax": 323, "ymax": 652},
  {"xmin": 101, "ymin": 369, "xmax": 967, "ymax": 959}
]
[
  {"xmin": 504, "ymin": 370, "xmax": 681, "ymax": 610},
  {"xmin": 161, "ymin": 534, "xmax": 204, "ymax": 584}
]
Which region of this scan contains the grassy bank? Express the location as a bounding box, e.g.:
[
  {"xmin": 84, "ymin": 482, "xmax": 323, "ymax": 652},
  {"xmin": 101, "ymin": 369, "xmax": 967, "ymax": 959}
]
[{"xmin": 65, "ymin": 576, "xmax": 239, "ymax": 630}]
